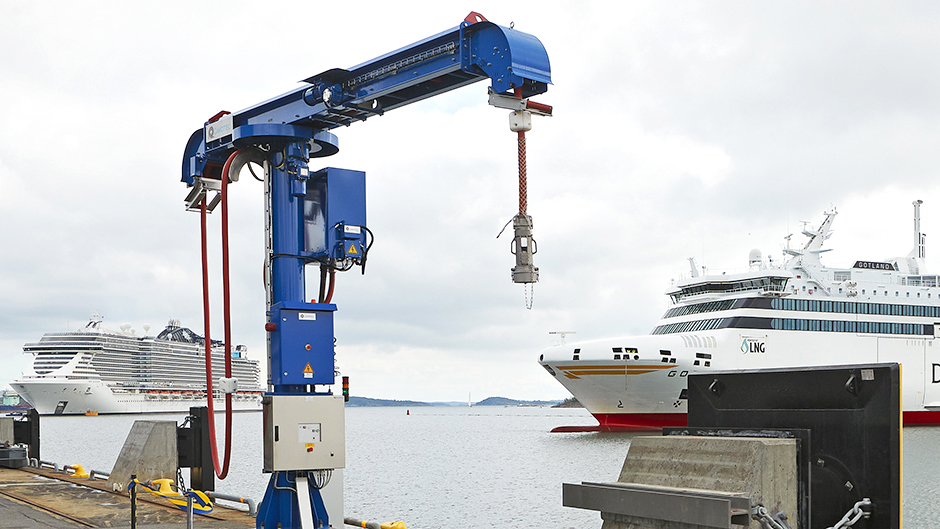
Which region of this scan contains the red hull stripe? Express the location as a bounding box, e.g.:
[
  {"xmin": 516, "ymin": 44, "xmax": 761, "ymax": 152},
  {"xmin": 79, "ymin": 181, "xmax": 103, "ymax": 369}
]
[{"xmin": 550, "ymin": 410, "xmax": 940, "ymax": 433}]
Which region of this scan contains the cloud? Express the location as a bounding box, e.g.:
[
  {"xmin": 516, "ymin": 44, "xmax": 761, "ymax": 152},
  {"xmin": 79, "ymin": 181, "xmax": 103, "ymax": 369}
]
[{"xmin": 3, "ymin": 1, "xmax": 940, "ymax": 402}]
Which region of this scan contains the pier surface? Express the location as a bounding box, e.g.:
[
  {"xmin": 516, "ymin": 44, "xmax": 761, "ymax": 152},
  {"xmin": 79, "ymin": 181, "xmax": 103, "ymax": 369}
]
[{"xmin": 0, "ymin": 467, "xmax": 254, "ymax": 528}]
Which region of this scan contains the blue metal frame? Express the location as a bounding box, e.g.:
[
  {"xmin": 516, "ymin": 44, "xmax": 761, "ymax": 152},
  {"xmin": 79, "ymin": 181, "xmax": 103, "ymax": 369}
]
[
  {"xmin": 181, "ymin": 18, "xmax": 550, "ymax": 186},
  {"xmin": 256, "ymin": 472, "xmax": 329, "ymax": 529},
  {"xmin": 179, "ymin": 14, "xmax": 552, "ymax": 529}
]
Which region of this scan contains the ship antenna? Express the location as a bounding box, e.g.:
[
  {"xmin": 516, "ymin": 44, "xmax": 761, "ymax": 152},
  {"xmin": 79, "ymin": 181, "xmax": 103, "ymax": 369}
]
[{"xmin": 914, "ymin": 200, "xmax": 925, "ymax": 259}]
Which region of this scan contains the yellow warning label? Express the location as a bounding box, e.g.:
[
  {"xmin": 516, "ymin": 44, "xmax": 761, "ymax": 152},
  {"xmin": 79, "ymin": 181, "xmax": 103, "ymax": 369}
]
[
  {"xmin": 347, "ymin": 243, "xmax": 359, "ymax": 255},
  {"xmin": 305, "ymin": 443, "xmax": 315, "ymax": 448},
  {"xmin": 303, "ymin": 363, "xmax": 313, "ymax": 373}
]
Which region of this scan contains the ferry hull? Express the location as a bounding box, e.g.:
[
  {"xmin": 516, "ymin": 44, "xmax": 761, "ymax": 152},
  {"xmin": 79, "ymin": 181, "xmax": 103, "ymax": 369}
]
[
  {"xmin": 559, "ymin": 410, "xmax": 940, "ymax": 432},
  {"xmin": 11, "ymin": 378, "xmax": 261, "ymax": 415}
]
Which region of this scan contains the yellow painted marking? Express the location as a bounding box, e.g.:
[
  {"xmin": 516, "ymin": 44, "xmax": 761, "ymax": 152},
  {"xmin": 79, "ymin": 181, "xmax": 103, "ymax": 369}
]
[
  {"xmin": 347, "ymin": 243, "xmax": 359, "ymax": 255},
  {"xmin": 557, "ymin": 363, "xmax": 673, "ymax": 379},
  {"xmin": 303, "ymin": 363, "xmax": 314, "ymax": 374},
  {"xmin": 305, "ymin": 443, "xmax": 315, "ymax": 448}
]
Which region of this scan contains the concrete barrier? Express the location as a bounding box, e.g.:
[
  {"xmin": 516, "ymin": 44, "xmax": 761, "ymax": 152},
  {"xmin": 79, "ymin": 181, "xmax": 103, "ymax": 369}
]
[{"xmin": 107, "ymin": 421, "xmax": 178, "ymax": 492}]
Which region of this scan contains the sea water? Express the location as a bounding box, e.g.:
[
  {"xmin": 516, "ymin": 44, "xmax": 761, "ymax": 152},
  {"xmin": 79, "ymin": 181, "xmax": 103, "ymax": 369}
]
[{"xmin": 37, "ymin": 407, "xmax": 940, "ymax": 528}]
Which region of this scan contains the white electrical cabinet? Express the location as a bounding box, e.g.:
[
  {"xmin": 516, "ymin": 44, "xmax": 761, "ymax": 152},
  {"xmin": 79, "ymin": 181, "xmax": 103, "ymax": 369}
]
[{"xmin": 263, "ymin": 394, "xmax": 345, "ymax": 471}]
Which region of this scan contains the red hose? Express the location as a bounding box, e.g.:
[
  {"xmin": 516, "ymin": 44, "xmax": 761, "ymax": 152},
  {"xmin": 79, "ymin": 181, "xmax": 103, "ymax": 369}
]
[
  {"xmin": 514, "ymin": 87, "xmax": 527, "ymax": 215},
  {"xmin": 324, "ymin": 268, "xmax": 336, "ymax": 303},
  {"xmin": 199, "ymin": 149, "xmax": 242, "ymax": 480}
]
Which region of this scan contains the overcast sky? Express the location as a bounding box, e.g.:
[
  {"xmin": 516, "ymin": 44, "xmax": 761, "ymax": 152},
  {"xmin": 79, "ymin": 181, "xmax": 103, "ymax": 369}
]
[{"xmin": 3, "ymin": 1, "xmax": 940, "ymax": 402}]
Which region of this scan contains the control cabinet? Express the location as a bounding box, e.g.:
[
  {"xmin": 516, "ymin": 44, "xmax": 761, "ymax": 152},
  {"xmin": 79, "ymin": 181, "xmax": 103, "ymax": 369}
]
[
  {"xmin": 268, "ymin": 302, "xmax": 336, "ymax": 387},
  {"xmin": 263, "ymin": 394, "xmax": 345, "ymax": 472}
]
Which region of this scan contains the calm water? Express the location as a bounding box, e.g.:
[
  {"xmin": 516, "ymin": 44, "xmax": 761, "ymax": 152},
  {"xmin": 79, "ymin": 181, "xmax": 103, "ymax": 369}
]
[{"xmin": 36, "ymin": 407, "xmax": 940, "ymax": 528}]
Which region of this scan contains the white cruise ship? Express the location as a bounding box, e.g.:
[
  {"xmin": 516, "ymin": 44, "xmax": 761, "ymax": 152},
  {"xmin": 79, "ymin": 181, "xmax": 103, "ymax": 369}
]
[
  {"xmin": 539, "ymin": 201, "xmax": 940, "ymax": 430},
  {"xmin": 10, "ymin": 315, "xmax": 263, "ymax": 415}
]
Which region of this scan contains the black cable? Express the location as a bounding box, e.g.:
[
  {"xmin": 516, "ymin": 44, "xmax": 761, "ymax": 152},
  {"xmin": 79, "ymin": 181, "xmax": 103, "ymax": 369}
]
[
  {"xmin": 248, "ymin": 162, "xmax": 263, "ymax": 182},
  {"xmin": 361, "ymin": 226, "xmax": 374, "ymax": 275}
]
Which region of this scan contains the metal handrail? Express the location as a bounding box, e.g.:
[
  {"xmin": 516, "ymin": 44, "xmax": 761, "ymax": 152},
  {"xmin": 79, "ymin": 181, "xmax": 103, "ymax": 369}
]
[{"xmin": 207, "ymin": 491, "xmax": 257, "ymax": 516}]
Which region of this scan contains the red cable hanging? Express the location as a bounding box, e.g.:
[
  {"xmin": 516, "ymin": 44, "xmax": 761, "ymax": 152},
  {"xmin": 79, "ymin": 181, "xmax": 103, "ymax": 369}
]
[
  {"xmin": 514, "ymin": 87, "xmax": 527, "ymax": 215},
  {"xmin": 198, "ymin": 149, "xmax": 242, "ymax": 480}
]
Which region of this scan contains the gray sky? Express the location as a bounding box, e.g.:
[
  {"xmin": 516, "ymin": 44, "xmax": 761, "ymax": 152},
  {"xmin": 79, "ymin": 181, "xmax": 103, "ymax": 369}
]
[{"xmin": 3, "ymin": 1, "xmax": 940, "ymax": 402}]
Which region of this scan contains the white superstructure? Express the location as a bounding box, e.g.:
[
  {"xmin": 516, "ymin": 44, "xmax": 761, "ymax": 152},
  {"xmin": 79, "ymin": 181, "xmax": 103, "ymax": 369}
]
[
  {"xmin": 11, "ymin": 315, "xmax": 262, "ymax": 415},
  {"xmin": 539, "ymin": 202, "xmax": 940, "ymax": 430}
]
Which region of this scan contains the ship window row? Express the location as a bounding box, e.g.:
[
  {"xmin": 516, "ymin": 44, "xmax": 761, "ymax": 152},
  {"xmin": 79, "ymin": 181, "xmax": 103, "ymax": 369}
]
[
  {"xmin": 902, "ymin": 276, "xmax": 940, "ymax": 287},
  {"xmin": 652, "ymin": 316, "xmax": 933, "ymax": 336},
  {"xmin": 669, "ymin": 277, "xmax": 788, "ymax": 303},
  {"xmin": 652, "ymin": 318, "xmax": 724, "ymax": 335},
  {"xmin": 664, "ymin": 299, "xmax": 738, "ymax": 319},
  {"xmin": 772, "ymin": 298, "xmax": 940, "ymax": 317},
  {"xmin": 771, "ymin": 318, "xmax": 930, "ymax": 335}
]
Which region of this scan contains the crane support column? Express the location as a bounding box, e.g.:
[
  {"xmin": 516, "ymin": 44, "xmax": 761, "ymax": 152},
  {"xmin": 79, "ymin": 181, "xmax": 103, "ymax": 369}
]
[{"xmin": 270, "ymin": 139, "xmax": 311, "ymax": 305}]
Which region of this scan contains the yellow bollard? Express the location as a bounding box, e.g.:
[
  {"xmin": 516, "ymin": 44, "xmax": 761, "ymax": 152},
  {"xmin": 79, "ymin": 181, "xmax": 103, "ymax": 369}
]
[{"xmin": 68, "ymin": 464, "xmax": 90, "ymax": 478}]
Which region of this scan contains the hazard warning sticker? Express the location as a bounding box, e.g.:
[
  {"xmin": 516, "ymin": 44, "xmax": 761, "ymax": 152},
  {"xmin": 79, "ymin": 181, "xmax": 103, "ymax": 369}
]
[
  {"xmin": 303, "ymin": 363, "xmax": 314, "ymax": 379},
  {"xmin": 347, "ymin": 243, "xmax": 359, "ymax": 255}
]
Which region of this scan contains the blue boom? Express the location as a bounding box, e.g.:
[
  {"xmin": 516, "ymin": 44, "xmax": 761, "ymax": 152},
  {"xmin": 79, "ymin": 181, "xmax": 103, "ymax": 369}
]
[{"xmin": 182, "ymin": 15, "xmax": 551, "ymax": 184}]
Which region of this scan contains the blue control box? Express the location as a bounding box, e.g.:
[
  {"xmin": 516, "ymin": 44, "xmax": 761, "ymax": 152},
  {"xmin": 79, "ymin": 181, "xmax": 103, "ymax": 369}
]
[
  {"xmin": 303, "ymin": 167, "xmax": 367, "ymax": 262},
  {"xmin": 268, "ymin": 301, "xmax": 337, "ymax": 387}
]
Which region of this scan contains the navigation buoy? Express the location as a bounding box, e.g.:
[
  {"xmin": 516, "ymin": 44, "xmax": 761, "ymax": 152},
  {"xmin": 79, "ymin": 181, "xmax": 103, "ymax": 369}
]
[{"xmin": 406, "ymin": 410, "xmax": 410, "ymax": 415}]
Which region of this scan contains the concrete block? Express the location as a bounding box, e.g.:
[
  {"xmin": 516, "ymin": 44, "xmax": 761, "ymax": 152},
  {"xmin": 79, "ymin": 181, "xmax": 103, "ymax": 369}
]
[
  {"xmin": 601, "ymin": 436, "xmax": 797, "ymax": 529},
  {"xmin": 107, "ymin": 421, "xmax": 178, "ymax": 492},
  {"xmin": 0, "ymin": 418, "xmax": 13, "ymax": 444}
]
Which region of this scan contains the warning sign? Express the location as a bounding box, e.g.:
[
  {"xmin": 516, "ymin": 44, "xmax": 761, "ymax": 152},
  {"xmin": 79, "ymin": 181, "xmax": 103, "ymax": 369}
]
[
  {"xmin": 303, "ymin": 363, "xmax": 314, "ymax": 379},
  {"xmin": 347, "ymin": 243, "xmax": 359, "ymax": 255}
]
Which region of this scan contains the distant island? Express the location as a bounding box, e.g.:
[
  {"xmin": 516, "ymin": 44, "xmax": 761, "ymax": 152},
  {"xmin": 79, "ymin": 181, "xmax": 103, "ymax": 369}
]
[
  {"xmin": 552, "ymin": 397, "xmax": 583, "ymax": 408},
  {"xmin": 346, "ymin": 396, "xmax": 565, "ymax": 407}
]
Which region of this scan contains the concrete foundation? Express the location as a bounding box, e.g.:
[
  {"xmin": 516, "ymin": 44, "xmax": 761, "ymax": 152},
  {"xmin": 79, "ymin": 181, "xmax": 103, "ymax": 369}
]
[
  {"xmin": 600, "ymin": 436, "xmax": 798, "ymax": 529},
  {"xmin": 107, "ymin": 420, "xmax": 178, "ymax": 492},
  {"xmin": 0, "ymin": 418, "xmax": 13, "ymax": 445}
]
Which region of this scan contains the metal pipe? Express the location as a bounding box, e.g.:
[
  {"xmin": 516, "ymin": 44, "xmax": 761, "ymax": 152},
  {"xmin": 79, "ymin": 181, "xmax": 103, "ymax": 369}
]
[
  {"xmin": 344, "ymin": 518, "xmax": 383, "ymax": 529},
  {"xmin": 344, "ymin": 518, "xmax": 406, "ymax": 529},
  {"xmin": 130, "ymin": 474, "xmax": 138, "ymax": 529},
  {"xmin": 208, "ymin": 492, "xmax": 258, "ymax": 516},
  {"xmin": 90, "ymin": 469, "xmax": 110, "ymax": 480}
]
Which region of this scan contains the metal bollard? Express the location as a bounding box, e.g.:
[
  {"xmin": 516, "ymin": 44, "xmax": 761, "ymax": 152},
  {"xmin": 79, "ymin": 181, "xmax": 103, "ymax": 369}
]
[
  {"xmin": 129, "ymin": 474, "xmax": 137, "ymax": 529},
  {"xmin": 187, "ymin": 494, "xmax": 194, "ymax": 529}
]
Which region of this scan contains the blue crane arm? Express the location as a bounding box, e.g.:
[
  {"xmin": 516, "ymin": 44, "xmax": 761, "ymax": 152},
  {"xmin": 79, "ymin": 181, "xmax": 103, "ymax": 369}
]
[{"xmin": 182, "ymin": 16, "xmax": 551, "ymax": 185}]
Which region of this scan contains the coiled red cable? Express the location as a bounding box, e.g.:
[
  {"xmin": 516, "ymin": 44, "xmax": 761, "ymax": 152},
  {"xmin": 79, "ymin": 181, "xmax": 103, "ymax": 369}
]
[{"xmin": 199, "ymin": 149, "xmax": 242, "ymax": 479}]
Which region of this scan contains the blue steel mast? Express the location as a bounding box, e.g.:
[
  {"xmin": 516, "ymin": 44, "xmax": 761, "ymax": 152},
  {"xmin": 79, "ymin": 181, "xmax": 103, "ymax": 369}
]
[{"xmin": 180, "ymin": 13, "xmax": 551, "ymax": 529}]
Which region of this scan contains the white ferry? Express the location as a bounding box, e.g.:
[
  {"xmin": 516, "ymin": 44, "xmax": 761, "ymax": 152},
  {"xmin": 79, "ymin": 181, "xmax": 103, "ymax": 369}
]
[
  {"xmin": 10, "ymin": 315, "xmax": 263, "ymax": 415},
  {"xmin": 539, "ymin": 201, "xmax": 940, "ymax": 430}
]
